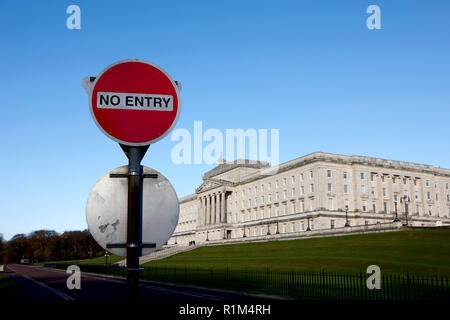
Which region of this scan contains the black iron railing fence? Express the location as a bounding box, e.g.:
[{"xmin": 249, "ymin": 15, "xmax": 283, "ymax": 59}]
[{"xmin": 44, "ymin": 263, "xmax": 449, "ymax": 300}]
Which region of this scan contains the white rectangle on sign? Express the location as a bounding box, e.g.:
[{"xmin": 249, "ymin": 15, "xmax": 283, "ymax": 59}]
[{"xmin": 97, "ymin": 92, "xmax": 173, "ymax": 111}]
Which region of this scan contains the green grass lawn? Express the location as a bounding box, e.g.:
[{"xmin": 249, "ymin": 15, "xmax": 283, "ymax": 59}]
[
  {"xmin": 0, "ymin": 272, "xmax": 30, "ymax": 300},
  {"xmin": 142, "ymin": 229, "xmax": 450, "ymax": 275},
  {"xmin": 59, "ymin": 254, "xmax": 123, "ymax": 265},
  {"xmin": 36, "ymin": 254, "xmax": 123, "ymax": 266}
]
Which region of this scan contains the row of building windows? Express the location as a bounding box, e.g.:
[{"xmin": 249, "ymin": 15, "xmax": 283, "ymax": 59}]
[
  {"xmin": 232, "ymin": 198, "xmax": 450, "ymax": 223},
  {"xmin": 238, "ymin": 170, "xmax": 449, "ymax": 202},
  {"xmin": 235, "ymin": 185, "xmax": 449, "ymax": 210}
]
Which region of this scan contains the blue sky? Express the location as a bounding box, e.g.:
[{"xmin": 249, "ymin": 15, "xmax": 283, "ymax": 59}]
[{"xmin": 0, "ymin": 0, "xmax": 449, "ymax": 240}]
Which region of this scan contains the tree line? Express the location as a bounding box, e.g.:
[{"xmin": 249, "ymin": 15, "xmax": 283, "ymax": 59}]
[{"xmin": 0, "ymin": 230, "xmax": 105, "ymax": 263}]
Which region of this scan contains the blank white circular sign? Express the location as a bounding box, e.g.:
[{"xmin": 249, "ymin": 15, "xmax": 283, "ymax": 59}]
[{"xmin": 86, "ymin": 165, "xmax": 179, "ymax": 257}]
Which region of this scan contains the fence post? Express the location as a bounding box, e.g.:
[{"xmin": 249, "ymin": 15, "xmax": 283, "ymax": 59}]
[
  {"xmin": 407, "ymin": 273, "xmax": 411, "ymax": 301},
  {"xmin": 359, "ymin": 271, "xmax": 364, "ymax": 301},
  {"xmin": 446, "ymin": 276, "xmax": 449, "ymax": 300},
  {"xmin": 322, "ymin": 270, "xmax": 325, "ymax": 300}
]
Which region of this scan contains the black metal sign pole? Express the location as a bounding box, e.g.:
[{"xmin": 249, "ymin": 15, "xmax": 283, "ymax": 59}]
[
  {"xmin": 107, "ymin": 144, "xmax": 153, "ymax": 300},
  {"xmin": 126, "ymin": 146, "xmax": 143, "ymax": 300}
]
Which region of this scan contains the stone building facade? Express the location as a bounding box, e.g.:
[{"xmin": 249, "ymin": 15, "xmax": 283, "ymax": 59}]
[{"xmin": 168, "ymin": 152, "xmax": 450, "ymax": 246}]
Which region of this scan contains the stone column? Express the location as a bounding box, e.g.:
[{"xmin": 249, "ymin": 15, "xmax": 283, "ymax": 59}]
[
  {"xmin": 201, "ymin": 197, "xmax": 206, "ymax": 226},
  {"xmin": 198, "ymin": 198, "xmax": 203, "ymax": 226},
  {"xmin": 221, "ymin": 191, "xmax": 226, "ymax": 223},
  {"xmin": 206, "ymin": 195, "xmax": 210, "ymax": 225},
  {"xmin": 216, "ymin": 193, "xmax": 221, "ymax": 224},
  {"xmin": 211, "ymin": 194, "xmax": 216, "ymax": 225}
]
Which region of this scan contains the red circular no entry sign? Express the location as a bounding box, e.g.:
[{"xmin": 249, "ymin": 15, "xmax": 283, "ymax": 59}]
[{"xmin": 88, "ymin": 59, "xmax": 181, "ymax": 146}]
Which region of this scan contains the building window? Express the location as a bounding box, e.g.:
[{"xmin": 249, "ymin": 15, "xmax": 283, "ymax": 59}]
[
  {"xmin": 309, "ymin": 171, "xmax": 313, "ymax": 179},
  {"xmin": 426, "ymin": 180, "xmax": 430, "ymax": 187},
  {"xmin": 345, "ymin": 199, "xmax": 349, "ymax": 209},
  {"xmin": 268, "ymin": 194, "xmax": 272, "ymax": 203},
  {"xmin": 268, "ymin": 182, "xmax": 271, "ymax": 191},
  {"xmin": 310, "ymin": 199, "xmax": 315, "ymax": 211},
  {"xmin": 300, "ymin": 186, "xmax": 304, "ymax": 195},
  {"xmin": 427, "ymin": 192, "xmax": 431, "ymax": 200},
  {"xmin": 276, "ymin": 192, "xmax": 279, "ymax": 201},
  {"xmin": 403, "ymin": 178, "xmax": 407, "ymax": 185},
  {"xmin": 328, "ymin": 198, "xmax": 333, "ymax": 210},
  {"xmin": 301, "ymin": 201, "xmax": 305, "ymax": 212},
  {"xmin": 292, "ymin": 223, "xmax": 295, "ymax": 232},
  {"xmin": 415, "ymin": 191, "xmax": 418, "ymax": 200},
  {"xmin": 283, "ymin": 178, "xmax": 287, "ymax": 186},
  {"xmin": 291, "ymin": 176, "xmax": 295, "ymax": 184},
  {"xmin": 413, "ymin": 179, "xmax": 417, "ymax": 186},
  {"xmin": 416, "ymin": 205, "xmax": 420, "ymax": 215},
  {"xmin": 381, "ymin": 175, "xmax": 385, "ymax": 183},
  {"xmin": 310, "ymin": 184, "xmax": 315, "ymax": 193},
  {"xmin": 383, "ymin": 202, "xmax": 387, "ymax": 213},
  {"xmin": 361, "ymin": 185, "xmax": 366, "ymax": 194},
  {"xmin": 275, "ymin": 180, "xmax": 279, "ymax": 188},
  {"xmin": 301, "ymin": 222, "xmax": 305, "ymax": 231},
  {"xmin": 343, "ymin": 172, "xmax": 348, "ymax": 179},
  {"xmin": 344, "ymin": 184, "xmax": 348, "ymax": 194},
  {"xmin": 283, "ymin": 190, "xmax": 287, "ymax": 200},
  {"xmin": 300, "ymin": 173, "xmax": 304, "ymax": 181},
  {"xmin": 328, "ymin": 183, "xmax": 332, "ymax": 193},
  {"xmin": 382, "ymin": 188, "xmax": 386, "ymax": 197},
  {"xmin": 362, "ymin": 203, "xmax": 367, "ymax": 212},
  {"xmin": 311, "ymin": 221, "xmax": 315, "ymax": 230},
  {"xmin": 291, "ymin": 188, "xmax": 295, "ymax": 198},
  {"xmin": 283, "ymin": 224, "xmax": 287, "ymax": 233},
  {"xmin": 292, "ymin": 202, "xmax": 296, "ymax": 213},
  {"xmin": 327, "ymin": 170, "xmax": 332, "ymax": 178},
  {"xmin": 360, "ymin": 173, "xmax": 365, "ymax": 180},
  {"xmin": 392, "ymin": 177, "xmax": 396, "ymax": 184},
  {"xmin": 371, "ymin": 187, "xmax": 375, "ymax": 196},
  {"xmin": 261, "ymin": 184, "xmax": 264, "ymax": 192},
  {"xmin": 372, "ymin": 203, "xmax": 376, "ymax": 212},
  {"xmin": 371, "ymin": 174, "xmax": 375, "ymax": 182},
  {"xmin": 261, "ymin": 196, "xmax": 264, "ymax": 204},
  {"xmin": 330, "ymin": 219, "xmax": 335, "ymax": 229}
]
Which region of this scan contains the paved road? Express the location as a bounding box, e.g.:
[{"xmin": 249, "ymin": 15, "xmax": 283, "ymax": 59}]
[{"xmin": 6, "ymin": 264, "xmax": 255, "ymax": 301}]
